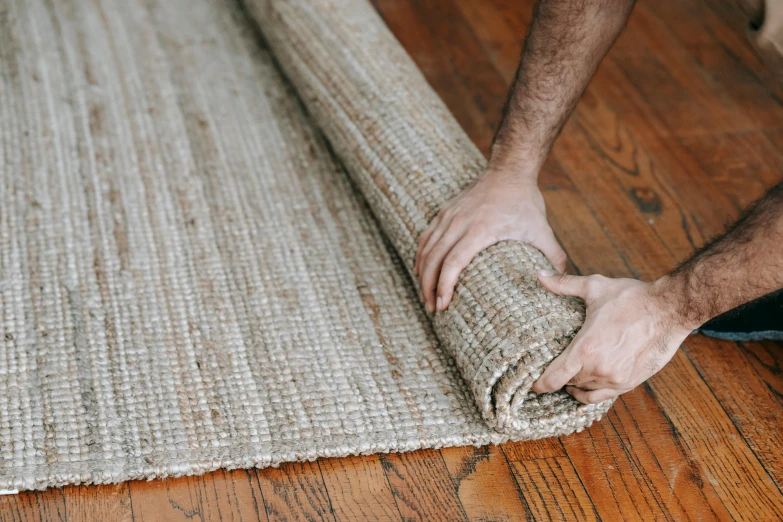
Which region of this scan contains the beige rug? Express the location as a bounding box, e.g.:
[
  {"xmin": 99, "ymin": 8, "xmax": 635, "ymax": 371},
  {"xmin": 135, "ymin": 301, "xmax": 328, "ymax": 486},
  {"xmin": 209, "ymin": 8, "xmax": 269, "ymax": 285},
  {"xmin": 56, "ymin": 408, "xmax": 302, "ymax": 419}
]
[{"xmin": 0, "ymin": 0, "xmax": 612, "ymax": 491}]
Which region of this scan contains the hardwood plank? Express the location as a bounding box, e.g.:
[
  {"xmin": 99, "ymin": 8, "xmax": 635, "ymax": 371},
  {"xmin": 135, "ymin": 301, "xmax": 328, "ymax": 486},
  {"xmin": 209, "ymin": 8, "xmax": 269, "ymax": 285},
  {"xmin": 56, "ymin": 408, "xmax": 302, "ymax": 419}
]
[
  {"xmin": 560, "ymin": 410, "xmax": 664, "ymax": 521},
  {"xmin": 552, "ymin": 123, "xmax": 783, "ymax": 517},
  {"xmin": 502, "ymin": 436, "xmax": 565, "ymax": 462},
  {"xmin": 0, "ymin": 489, "xmax": 66, "ymax": 522},
  {"xmin": 563, "ymin": 29, "xmax": 783, "ymax": 503},
  {"xmin": 380, "ymin": 450, "xmax": 468, "ymax": 522},
  {"xmin": 255, "ymin": 462, "xmax": 335, "ymax": 522},
  {"xmin": 740, "ymin": 340, "xmax": 783, "ymax": 402},
  {"xmin": 677, "ymin": 130, "xmax": 783, "ymax": 209},
  {"xmin": 412, "ymin": 0, "xmax": 509, "ymax": 131},
  {"xmin": 648, "ymin": 351, "xmax": 783, "ymax": 520},
  {"xmin": 647, "ymin": 0, "xmax": 783, "ymax": 112},
  {"xmin": 128, "ymin": 469, "xmax": 266, "ymax": 522},
  {"xmin": 766, "ymin": 128, "xmax": 783, "ymax": 152},
  {"xmin": 535, "ymin": 128, "xmax": 738, "ymax": 521},
  {"xmin": 688, "ymin": 0, "xmax": 783, "ymax": 98},
  {"xmin": 610, "ymin": 4, "xmax": 783, "ymax": 202},
  {"xmin": 317, "ymin": 455, "xmax": 400, "ymax": 521},
  {"xmin": 683, "ymin": 335, "xmax": 783, "ymax": 489},
  {"xmin": 64, "ymin": 484, "xmax": 132, "ymax": 522},
  {"xmin": 509, "ymin": 458, "xmax": 599, "ymax": 521},
  {"xmin": 539, "ymin": 157, "xmax": 633, "ymax": 278},
  {"xmin": 440, "ymin": 445, "xmax": 532, "ymax": 521},
  {"xmin": 451, "ymin": 0, "xmax": 524, "ymax": 85},
  {"xmin": 552, "ymin": 121, "xmax": 678, "ymax": 279},
  {"xmin": 615, "ymin": 5, "xmax": 767, "ymax": 136},
  {"xmin": 607, "ymin": 390, "xmax": 733, "ymax": 521},
  {"xmin": 589, "ymin": 58, "xmax": 745, "ymax": 222},
  {"xmin": 571, "ymin": 89, "xmax": 703, "ymax": 261}
]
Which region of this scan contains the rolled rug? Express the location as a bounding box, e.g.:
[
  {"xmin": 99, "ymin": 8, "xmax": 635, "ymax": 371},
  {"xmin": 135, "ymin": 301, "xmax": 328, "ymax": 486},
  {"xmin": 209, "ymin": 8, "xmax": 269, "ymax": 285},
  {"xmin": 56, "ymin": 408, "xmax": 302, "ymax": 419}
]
[{"xmin": 244, "ymin": 0, "xmax": 614, "ymax": 436}]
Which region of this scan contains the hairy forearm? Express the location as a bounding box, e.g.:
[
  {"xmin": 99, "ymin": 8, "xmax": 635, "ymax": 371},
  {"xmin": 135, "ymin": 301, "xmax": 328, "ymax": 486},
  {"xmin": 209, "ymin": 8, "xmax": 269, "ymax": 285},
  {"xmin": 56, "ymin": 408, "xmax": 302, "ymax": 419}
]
[
  {"xmin": 652, "ymin": 182, "xmax": 783, "ymax": 329},
  {"xmin": 490, "ymin": 0, "xmax": 636, "ymax": 177}
]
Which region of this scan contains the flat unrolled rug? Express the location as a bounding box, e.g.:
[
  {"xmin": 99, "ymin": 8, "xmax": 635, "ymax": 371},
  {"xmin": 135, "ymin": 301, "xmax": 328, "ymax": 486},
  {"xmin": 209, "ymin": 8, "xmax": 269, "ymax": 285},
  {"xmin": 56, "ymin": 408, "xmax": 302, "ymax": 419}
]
[{"xmin": 0, "ymin": 0, "xmax": 613, "ymax": 491}]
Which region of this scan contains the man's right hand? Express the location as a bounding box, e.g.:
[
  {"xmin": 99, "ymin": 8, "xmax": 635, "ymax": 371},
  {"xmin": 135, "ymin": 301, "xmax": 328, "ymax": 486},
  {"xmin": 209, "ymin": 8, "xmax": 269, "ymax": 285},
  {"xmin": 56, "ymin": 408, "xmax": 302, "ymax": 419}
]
[{"xmin": 415, "ymin": 168, "xmax": 567, "ymax": 314}]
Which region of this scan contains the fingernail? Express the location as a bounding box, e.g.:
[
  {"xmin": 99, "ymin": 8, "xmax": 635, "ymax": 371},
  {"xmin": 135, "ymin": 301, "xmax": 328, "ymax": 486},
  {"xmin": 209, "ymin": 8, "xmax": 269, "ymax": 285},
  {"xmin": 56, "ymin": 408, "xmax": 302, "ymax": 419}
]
[
  {"xmin": 436, "ymin": 296, "xmax": 443, "ymax": 311},
  {"xmin": 539, "ymin": 269, "xmax": 555, "ymax": 277}
]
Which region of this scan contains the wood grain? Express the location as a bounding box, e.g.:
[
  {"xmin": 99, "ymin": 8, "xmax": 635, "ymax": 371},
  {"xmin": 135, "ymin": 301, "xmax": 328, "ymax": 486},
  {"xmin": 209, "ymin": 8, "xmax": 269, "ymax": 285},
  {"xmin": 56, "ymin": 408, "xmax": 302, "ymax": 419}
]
[
  {"xmin": 255, "ymin": 462, "xmax": 335, "ymax": 522},
  {"xmin": 510, "ymin": 458, "xmax": 599, "ymax": 521},
  {"xmin": 318, "ymin": 455, "xmax": 400, "ymax": 521},
  {"xmin": 128, "ymin": 470, "xmax": 265, "ymax": 522},
  {"xmin": 0, "ymin": 488, "xmax": 67, "ymax": 522},
  {"xmin": 379, "ymin": 450, "xmax": 468, "ymax": 522},
  {"xmin": 678, "ymin": 336, "xmax": 783, "ymax": 489},
  {"xmin": 650, "ymin": 351, "xmax": 783, "ymax": 520},
  {"xmin": 64, "ymin": 484, "xmax": 133, "ymax": 522},
  {"xmin": 440, "ymin": 445, "xmax": 531, "ymax": 521}
]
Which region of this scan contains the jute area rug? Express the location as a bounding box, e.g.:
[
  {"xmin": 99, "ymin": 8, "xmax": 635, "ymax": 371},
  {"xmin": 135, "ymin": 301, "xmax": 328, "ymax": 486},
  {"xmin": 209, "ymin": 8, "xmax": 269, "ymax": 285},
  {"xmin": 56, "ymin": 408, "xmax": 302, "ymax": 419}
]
[{"xmin": 0, "ymin": 0, "xmax": 612, "ymax": 491}]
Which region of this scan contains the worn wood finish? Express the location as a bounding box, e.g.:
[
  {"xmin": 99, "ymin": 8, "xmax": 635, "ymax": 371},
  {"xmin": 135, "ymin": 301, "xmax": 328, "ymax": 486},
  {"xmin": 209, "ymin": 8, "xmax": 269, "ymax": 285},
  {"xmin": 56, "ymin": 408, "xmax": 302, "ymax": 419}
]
[{"xmin": 2, "ymin": 0, "xmax": 782, "ymax": 519}]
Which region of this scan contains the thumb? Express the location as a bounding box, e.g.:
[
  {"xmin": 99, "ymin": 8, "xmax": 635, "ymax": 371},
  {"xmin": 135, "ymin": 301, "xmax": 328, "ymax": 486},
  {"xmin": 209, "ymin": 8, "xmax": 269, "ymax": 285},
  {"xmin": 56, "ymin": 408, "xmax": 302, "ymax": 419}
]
[
  {"xmin": 535, "ymin": 229, "xmax": 569, "ymax": 274},
  {"xmin": 538, "ymin": 270, "xmax": 589, "ymax": 298}
]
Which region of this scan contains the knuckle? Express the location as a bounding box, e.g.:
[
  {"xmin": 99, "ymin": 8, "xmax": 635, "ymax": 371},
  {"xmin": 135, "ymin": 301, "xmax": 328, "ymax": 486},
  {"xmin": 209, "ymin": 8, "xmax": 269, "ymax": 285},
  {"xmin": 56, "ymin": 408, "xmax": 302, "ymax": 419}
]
[
  {"xmin": 438, "ymin": 281, "xmax": 455, "ymax": 297},
  {"xmin": 557, "ymin": 274, "xmax": 573, "ymax": 286},
  {"xmin": 562, "ymin": 357, "xmax": 581, "ymax": 376},
  {"xmin": 465, "ymin": 223, "xmax": 485, "ymax": 237},
  {"xmin": 588, "ymin": 274, "xmax": 608, "ymax": 284},
  {"xmin": 449, "ymin": 213, "xmax": 466, "ymax": 228},
  {"xmin": 534, "ymin": 377, "xmax": 555, "ymax": 393},
  {"xmin": 441, "ymin": 256, "xmax": 462, "ymax": 271},
  {"xmin": 437, "ymin": 273, "xmax": 456, "ymax": 291},
  {"xmin": 584, "ymin": 276, "xmax": 604, "ymax": 295}
]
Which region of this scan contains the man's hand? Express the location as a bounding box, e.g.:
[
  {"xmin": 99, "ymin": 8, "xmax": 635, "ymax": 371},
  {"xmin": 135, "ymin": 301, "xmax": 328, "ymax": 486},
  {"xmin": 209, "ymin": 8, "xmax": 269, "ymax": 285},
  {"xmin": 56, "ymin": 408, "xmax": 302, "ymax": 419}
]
[
  {"xmin": 412, "ymin": 0, "xmax": 637, "ymax": 315},
  {"xmin": 531, "ymin": 271, "xmax": 693, "ymax": 404},
  {"xmin": 415, "ymin": 170, "xmax": 567, "ymax": 314}
]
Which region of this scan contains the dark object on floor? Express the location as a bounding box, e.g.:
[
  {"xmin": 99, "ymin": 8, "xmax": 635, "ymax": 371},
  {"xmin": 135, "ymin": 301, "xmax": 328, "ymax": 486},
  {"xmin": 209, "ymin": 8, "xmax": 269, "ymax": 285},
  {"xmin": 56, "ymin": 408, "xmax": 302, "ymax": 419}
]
[{"xmin": 698, "ymin": 289, "xmax": 783, "ymax": 341}]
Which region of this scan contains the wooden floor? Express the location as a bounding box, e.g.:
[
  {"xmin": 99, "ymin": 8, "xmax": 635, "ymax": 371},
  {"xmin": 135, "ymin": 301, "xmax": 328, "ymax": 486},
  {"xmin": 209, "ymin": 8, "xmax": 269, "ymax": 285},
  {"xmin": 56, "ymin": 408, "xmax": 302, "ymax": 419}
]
[{"xmin": 3, "ymin": 0, "xmax": 783, "ymax": 520}]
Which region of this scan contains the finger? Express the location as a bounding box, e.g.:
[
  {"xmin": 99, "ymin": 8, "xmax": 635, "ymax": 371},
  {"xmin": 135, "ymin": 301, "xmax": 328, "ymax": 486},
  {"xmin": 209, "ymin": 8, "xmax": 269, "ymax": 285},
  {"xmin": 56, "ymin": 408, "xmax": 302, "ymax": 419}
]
[
  {"xmin": 531, "ymin": 344, "xmax": 581, "ymax": 394},
  {"xmin": 416, "ymin": 214, "xmax": 441, "ymax": 276},
  {"xmin": 535, "ymin": 229, "xmax": 568, "ymax": 274},
  {"xmin": 416, "ymin": 222, "xmax": 449, "ymax": 300},
  {"xmin": 417, "ymin": 217, "xmax": 452, "ymax": 281},
  {"xmin": 435, "ymin": 234, "xmax": 492, "ymax": 311},
  {"xmin": 565, "ymin": 386, "xmax": 620, "ymax": 405},
  {"xmin": 537, "ymin": 271, "xmax": 589, "ymax": 298},
  {"xmin": 420, "ymin": 228, "xmax": 465, "ymax": 314}
]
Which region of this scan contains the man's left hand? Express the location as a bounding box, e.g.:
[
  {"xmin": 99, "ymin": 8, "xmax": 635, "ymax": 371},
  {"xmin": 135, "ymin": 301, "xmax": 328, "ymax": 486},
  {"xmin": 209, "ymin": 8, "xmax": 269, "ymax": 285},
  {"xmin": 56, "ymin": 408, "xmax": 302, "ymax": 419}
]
[{"xmin": 531, "ymin": 271, "xmax": 692, "ymax": 404}]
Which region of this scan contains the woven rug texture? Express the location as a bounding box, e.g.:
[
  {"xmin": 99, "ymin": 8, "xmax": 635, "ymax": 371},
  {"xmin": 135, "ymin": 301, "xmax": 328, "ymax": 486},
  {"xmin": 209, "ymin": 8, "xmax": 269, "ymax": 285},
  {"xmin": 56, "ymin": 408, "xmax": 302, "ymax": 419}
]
[{"xmin": 0, "ymin": 0, "xmax": 612, "ymax": 491}]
